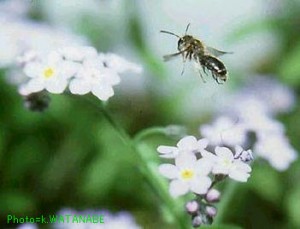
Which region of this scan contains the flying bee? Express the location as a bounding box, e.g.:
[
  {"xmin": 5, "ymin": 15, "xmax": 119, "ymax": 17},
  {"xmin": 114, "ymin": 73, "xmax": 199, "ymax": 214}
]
[{"xmin": 160, "ymin": 24, "xmax": 232, "ymax": 84}]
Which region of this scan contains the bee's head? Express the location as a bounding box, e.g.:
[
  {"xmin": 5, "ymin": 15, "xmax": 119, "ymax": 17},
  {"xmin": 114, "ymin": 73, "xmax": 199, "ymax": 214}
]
[{"xmin": 178, "ymin": 35, "xmax": 193, "ymax": 51}]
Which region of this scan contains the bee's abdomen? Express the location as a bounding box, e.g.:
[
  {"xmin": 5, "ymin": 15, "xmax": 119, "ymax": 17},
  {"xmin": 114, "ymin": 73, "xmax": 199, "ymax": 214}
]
[
  {"xmin": 200, "ymin": 56, "xmax": 226, "ymax": 74},
  {"xmin": 217, "ymin": 68, "xmax": 227, "ymax": 76},
  {"xmin": 200, "ymin": 55, "xmax": 227, "ymax": 82}
]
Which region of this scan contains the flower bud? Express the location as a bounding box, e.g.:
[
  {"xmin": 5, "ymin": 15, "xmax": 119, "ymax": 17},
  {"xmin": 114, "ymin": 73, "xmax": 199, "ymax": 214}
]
[
  {"xmin": 205, "ymin": 206, "xmax": 217, "ymax": 217},
  {"xmin": 234, "ymin": 146, "xmax": 253, "ymax": 162},
  {"xmin": 192, "ymin": 215, "xmax": 202, "ymax": 228},
  {"xmin": 185, "ymin": 200, "xmax": 199, "ymax": 215},
  {"xmin": 205, "ymin": 189, "xmax": 221, "ymax": 203}
]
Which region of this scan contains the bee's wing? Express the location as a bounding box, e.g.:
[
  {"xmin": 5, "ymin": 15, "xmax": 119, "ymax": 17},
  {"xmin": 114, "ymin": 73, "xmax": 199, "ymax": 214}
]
[
  {"xmin": 163, "ymin": 52, "xmax": 183, "ymax": 62},
  {"xmin": 206, "ymin": 46, "xmax": 233, "ymax": 57}
]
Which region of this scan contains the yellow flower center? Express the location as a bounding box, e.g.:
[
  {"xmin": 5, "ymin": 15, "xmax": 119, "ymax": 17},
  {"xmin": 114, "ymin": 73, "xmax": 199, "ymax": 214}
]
[
  {"xmin": 43, "ymin": 67, "xmax": 55, "ymax": 79},
  {"xmin": 222, "ymin": 158, "xmax": 232, "ymax": 167},
  {"xmin": 180, "ymin": 169, "xmax": 195, "ymax": 180}
]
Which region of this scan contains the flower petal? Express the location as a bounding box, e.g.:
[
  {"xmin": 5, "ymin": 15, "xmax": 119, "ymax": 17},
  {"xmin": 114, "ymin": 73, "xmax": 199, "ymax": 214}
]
[
  {"xmin": 228, "ymin": 170, "xmax": 250, "ymax": 182},
  {"xmin": 215, "ymin": 146, "xmax": 234, "ymax": 160},
  {"xmin": 60, "ymin": 46, "xmax": 85, "ymax": 61},
  {"xmin": 20, "ymin": 78, "xmax": 45, "ymax": 94},
  {"xmin": 197, "ymin": 138, "xmax": 209, "ymax": 152},
  {"xmin": 233, "ymin": 161, "xmax": 252, "ymax": 173},
  {"xmin": 91, "ymin": 82, "xmax": 114, "ymax": 101},
  {"xmin": 157, "ymin": 146, "xmax": 178, "ymax": 158},
  {"xmin": 102, "ymin": 53, "xmax": 142, "ymax": 73},
  {"xmin": 201, "ymin": 150, "xmax": 217, "ymax": 161},
  {"xmin": 177, "ymin": 136, "xmax": 197, "ymax": 150},
  {"xmin": 197, "ymin": 138, "xmax": 209, "ymax": 149},
  {"xmin": 190, "ymin": 176, "xmax": 212, "ymax": 195},
  {"xmin": 47, "ymin": 51, "xmax": 63, "ymax": 64},
  {"xmin": 101, "ymin": 68, "xmax": 121, "ymax": 86},
  {"xmin": 46, "ymin": 78, "xmax": 68, "ymax": 94},
  {"xmin": 212, "ymin": 164, "xmax": 230, "ymax": 175},
  {"xmin": 69, "ymin": 79, "xmax": 91, "ymax": 95},
  {"xmin": 169, "ymin": 179, "xmax": 189, "ymax": 197},
  {"xmin": 175, "ymin": 153, "xmax": 197, "ymax": 169},
  {"xmin": 195, "ymin": 158, "xmax": 213, "ymax": 176},
  {"xmin": 158, "ymin": 164, "xmax": 179, "ymax": 179},
  {"xmin": 24, "ymin": 62, "xmax": 42, "ymax": 78},
  {"xmin": 60, "ymin": 61, "xmax": 81, "ymax": 79},
  {"xmin": 81, "ymin": 46, "xmax": 98, "ymax": 59}
]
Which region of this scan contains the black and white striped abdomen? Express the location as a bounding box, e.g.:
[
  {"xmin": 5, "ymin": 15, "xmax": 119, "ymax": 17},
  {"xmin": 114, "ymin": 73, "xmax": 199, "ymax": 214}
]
[{"xmin": 199, "ymin": 55, "xmax": 227, "ymax": 82}]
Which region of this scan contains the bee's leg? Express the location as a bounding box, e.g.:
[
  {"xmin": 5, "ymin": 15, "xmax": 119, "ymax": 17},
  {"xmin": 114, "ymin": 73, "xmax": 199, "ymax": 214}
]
[
  {"xmin": 181, "ymin": 61, "xmax": 187, "ymax": 76},
  {"xmin": 215, "ymin": 75, "xmax": 224, "ymax": 85},
  {"xmin": 202, "ymin": 66, "xmax": 208, "ymax": 75},
  {"xmin": 211, "ymin": 72, "xmax": 218, "ymax": 83},
  {"xmin": 181, "ymin": 53, "xmax": 187, "ymax": 76},
  {"xmin": 198, "ymin": 69, "xmax": 206, "ymax": 83},
  {"xmin": 184, "ymin": 51, "xmax": 189, "ymax": 59}
]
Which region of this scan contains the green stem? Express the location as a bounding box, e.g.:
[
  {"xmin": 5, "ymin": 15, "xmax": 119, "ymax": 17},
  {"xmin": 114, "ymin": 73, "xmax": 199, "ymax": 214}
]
[
  {"xmin": 136, "ymin": 145, "xmax": 183, "ymax": 225},
  {"xmin": 213, "ymin": 181, "xmax": 239, "ymax": 225},
  {"xmin": 102, "ymin": 107, "xmax": 188, "ymax": 228},
  {"xmin": 78, "ymin": 97, "xmax": 189, "ymax": 228},
  {"xmin": 133, "ymin": 126, "xmax": 166, "ymax": 143}
]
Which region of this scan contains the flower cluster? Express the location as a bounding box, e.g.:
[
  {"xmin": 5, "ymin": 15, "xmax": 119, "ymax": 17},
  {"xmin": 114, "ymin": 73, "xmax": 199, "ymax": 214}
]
[
  {"xmin": 17, "ymin": 46, "xmax": 142, "ymax": 101},
  {"xmin": 200, "ymin": 76, "xmax": 297, "ymax": 171},
  {"xmin": 157, "ymin": 136, "xmax": 253, "ymax": 226},
  {"xmin": 158, "ymin": 136, "xmax": 252, "ymax": 198}
]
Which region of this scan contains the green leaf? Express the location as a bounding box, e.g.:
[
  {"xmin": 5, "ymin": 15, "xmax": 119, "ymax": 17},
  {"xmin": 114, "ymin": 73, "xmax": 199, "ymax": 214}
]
[
  {"xmin": 227, "ymin": 18, "xmax": 279, "ymax": 43},
  {"xmin": 279, "ymin": 41, "xmax": 300, "ymax": 85},
  {"xmin": 202, "ymin": 224, "xmax": 243, "ymax": 229},
  {"xmin": 286, "ymin": 184, "xmax": 300, "ymax": 227},
  {"xmin": 0, "ymin": 192, "xmax": 36, "ymax": 216},
  {"xmin": 249, "ymin": 164, "xmax": 282, "ymax": 204}
]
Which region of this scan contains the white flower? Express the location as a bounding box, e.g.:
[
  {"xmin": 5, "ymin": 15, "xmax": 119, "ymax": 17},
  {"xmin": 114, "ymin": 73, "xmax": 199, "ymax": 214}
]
[
  {"xmin": 208, "ymin": 146, "xmax": 252, "ymax": 182},
  {"xmin": 157, "ymin": 135, "xmax": 209, "ymax": 158},
  {"xmin": 14, "ymin": 46, "xmax": 142, "ymax": 101},
  {"xmin": 19, "ymin": 51, "xmax": 78, "ymax": 95},
  {"xmin": 200, "ymin": 116, "xmax": 247, "ymax": 146},
  {"xmin": 68, "ymin": 51, "xmax": 142, "ymax": 101},
  {"xmin": 254, "ymin": 134, "xmax": 297, "ymax": 171},
  {"xmin": 69, "ymin": 57, "xmax": 121, "ymax": 101},
  {"xmin": 159, "ymin": 154, "xmax": 212, "ymax": 197}
]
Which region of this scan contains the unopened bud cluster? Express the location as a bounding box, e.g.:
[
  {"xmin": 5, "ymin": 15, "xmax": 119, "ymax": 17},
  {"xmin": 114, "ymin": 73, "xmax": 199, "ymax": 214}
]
[{"xmin": 185, "ymin": 188, "xmax": 220, "ymax": 228}]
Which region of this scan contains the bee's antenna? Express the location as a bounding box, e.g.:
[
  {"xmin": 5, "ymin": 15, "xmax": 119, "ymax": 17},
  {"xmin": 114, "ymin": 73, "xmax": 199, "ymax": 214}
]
[
  {"xmin": 185, "ymin": 23, "xmax": 191, "ymax": 35},
  {"xmin": 160, "ymin": 30, "xmax": 181, "ymax": 38}
]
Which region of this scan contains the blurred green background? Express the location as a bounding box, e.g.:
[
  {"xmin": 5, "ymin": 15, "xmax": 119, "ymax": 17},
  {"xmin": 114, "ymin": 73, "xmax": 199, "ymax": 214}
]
[{"xmin": 1, "ymin": 0, "xmax": 300, "ymax": 228}]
